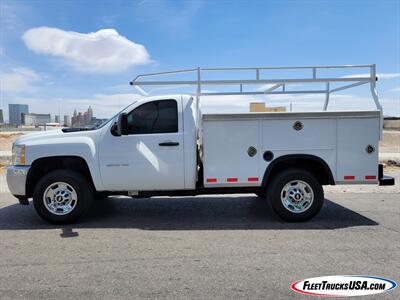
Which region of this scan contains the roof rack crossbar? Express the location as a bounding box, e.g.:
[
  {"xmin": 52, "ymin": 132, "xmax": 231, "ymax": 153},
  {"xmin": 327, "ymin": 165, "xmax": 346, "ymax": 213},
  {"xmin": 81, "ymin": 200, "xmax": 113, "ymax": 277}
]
[
  {"xmin": 129, "ymin": 64, "xmax": 382, "ymax": 138},
  {"xmin": 329, "ymin": 81, "xmax": 369, "ymax": 93},
  {"xmin": 129, "ymin": 64, "xmax": 381, "ymax": 111}
]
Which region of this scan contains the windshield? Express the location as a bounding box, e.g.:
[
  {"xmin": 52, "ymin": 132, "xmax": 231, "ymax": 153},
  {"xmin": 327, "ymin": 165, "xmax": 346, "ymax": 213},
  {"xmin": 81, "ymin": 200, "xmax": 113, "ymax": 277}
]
[{"xmin": 95, "ymin": 101, "xmax": 138, "ymax": 129}]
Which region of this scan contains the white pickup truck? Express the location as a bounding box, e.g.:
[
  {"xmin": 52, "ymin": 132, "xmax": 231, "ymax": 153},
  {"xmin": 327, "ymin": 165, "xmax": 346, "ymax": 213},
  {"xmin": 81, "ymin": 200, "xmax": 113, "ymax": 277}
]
[{"xmin": 6, "ymin": 65, "xmax": 394, "ymax": 224}]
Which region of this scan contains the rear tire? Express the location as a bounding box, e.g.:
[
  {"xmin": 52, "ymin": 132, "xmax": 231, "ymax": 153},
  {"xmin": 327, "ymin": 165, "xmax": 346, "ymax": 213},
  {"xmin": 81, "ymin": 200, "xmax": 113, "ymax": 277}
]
[
  {"xmin": 267, "ymin": 168, "xmax": 324, "ymax": 222},
  {"xmin": 33, "ymin": 170, "xmax": 93, "ymax": 224}
]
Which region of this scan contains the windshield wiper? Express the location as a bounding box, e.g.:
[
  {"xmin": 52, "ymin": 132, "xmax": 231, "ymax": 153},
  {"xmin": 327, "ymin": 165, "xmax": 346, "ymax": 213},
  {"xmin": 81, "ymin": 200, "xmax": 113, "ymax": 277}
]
[{"xmin": 62, "ymin": 127, "xmax": 93, "ymax": 133}]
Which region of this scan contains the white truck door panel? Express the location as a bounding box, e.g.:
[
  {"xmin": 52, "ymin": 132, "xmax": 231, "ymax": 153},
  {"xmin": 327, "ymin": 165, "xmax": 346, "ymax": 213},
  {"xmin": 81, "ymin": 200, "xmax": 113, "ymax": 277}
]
[
  {"xmin": 261, "ymin": 118, "xmax": 336, "ymax": 180},
  {"xmin": 99, "ymin": 99, "xmax": 185, "ymax": 191},
  {"xmin": 202, "ymin": 120, "xmax": 260, "ymax": 187},
  {"xmin": 337, "ymin": 117, "xmax": 379, "ymax": 183},
  {"xmin": 261, "ymin": 118, "xmax": 336, "ymax": 150}
]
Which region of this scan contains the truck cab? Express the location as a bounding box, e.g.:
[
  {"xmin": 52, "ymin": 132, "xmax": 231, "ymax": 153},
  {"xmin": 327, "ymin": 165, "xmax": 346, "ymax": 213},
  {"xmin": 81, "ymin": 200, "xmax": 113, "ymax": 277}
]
[{"xmin": 98, "ymin": 95, "xmax": 197, "ymax": 191}]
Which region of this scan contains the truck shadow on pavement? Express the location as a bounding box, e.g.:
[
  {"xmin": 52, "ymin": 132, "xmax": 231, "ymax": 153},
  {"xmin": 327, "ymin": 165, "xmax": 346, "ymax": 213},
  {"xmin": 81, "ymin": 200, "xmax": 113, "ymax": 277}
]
[{"xmin": 0, "ymin": 195, "xmax": 378, "ymax": 231}]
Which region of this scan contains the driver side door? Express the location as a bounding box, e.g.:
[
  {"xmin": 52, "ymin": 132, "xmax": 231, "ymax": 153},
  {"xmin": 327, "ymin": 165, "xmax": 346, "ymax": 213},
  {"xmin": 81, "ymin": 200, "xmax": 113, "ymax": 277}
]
[{"xmin": 99, "ymin": 98, "xmax": 185, "ymax": 191}]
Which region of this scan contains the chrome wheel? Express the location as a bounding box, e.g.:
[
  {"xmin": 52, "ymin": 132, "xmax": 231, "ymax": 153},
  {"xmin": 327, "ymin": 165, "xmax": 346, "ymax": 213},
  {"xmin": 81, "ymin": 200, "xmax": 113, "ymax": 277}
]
[
  {"xmin": 280, "ymin": 180, "xmax": 314, "ymax": 213},
  {"xmin": 43, "ymin": 182, "xmax": 78, "ymax": 215}
]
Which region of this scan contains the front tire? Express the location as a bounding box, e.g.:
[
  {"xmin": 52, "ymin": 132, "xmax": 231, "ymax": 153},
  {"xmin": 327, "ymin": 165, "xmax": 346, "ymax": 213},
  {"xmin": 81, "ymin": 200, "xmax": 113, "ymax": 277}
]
[
  {"xmin": 267, "ymin": 168, "xmax": 324, "ymax": 222},
  {"xmin": 33, "ymin": 170, "xmax": 93, "ymax": 224}
]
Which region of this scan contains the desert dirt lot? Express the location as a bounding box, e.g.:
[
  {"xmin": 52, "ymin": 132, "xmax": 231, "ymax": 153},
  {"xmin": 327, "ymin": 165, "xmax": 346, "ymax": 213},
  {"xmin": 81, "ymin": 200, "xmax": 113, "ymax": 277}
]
[
  {"xmin": 0, "ymin": 131, "xmax": 26, "ymax": 151},
  {"xmin": 380, "ymin": 130, "xmax": 400, "ymax": 153}
]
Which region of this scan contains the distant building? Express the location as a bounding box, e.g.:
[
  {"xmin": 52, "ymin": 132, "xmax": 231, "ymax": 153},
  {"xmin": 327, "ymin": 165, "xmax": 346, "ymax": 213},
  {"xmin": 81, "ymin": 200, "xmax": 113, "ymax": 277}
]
[
  {"xmin": 72, "ymin": 106, "xmax": 95, "ymax": 127},
  {"xmin": 9, "ymin": 104, "xmax": 29, "ymax": 125},
  {"xmin": 54, "ymin": 115, "xmax": 60, "ymax": 124},
  {"xmin": 0, "ymin": 109, "xmax": 4, "ymax": 124},
  {"xmin": 249, "ymin": 102, "xmax": 286, "ymax": 112},
  {"xmin": 77, "ymin": 112, "xmax": 83, "ymax": 125},
  {"xmin": 84, "ymin": 106, "xmax": 93, "ymax": 125},
  {"xmin": 72, "ymin": 109, "xmax": 79, "ymax": 127},
  {"xmin": 22, "ymin": 113, "xmax": 51, "ymax": 126},
  {"xmin": 63, "ymin": 115, "xmax": 71, "ymax": 127},
  {"xmin": 383, "ymin": 117, "xmax": 400, "ymax": 129}
]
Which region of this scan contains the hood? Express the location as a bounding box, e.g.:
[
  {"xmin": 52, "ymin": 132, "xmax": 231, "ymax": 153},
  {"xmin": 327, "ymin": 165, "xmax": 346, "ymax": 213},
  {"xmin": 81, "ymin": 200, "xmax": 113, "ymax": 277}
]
[{"xmin": 14, "ymin": 129, "xmax": 64, "ymax": 145}]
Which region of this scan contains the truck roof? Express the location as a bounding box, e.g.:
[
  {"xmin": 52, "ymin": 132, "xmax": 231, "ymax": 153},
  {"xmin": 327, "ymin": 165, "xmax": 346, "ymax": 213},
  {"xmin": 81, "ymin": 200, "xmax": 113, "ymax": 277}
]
[{"xmin": 138, "ymin": 94, "xmax": 192, "ymax": 101}]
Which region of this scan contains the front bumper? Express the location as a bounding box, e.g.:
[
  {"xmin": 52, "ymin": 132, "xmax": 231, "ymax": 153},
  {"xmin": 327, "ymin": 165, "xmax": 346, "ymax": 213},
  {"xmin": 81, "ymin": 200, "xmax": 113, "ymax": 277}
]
[{"xmin": 6, "ymin": 165, "xmax": 30, "ymax": 203}]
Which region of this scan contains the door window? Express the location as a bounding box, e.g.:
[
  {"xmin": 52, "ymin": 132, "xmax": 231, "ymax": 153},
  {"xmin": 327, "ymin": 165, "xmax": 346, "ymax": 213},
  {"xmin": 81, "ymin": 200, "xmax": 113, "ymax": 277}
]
[{"xmin": 126, "ymin": 100, "xmax": 178, "ymax": 134}]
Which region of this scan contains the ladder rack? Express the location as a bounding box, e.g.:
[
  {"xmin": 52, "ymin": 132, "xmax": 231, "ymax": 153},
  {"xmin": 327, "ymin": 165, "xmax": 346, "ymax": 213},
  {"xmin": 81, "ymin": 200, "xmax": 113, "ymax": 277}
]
[{"xmin": 130, "ymin": 64, "xmax": 382, "ymax": 112}]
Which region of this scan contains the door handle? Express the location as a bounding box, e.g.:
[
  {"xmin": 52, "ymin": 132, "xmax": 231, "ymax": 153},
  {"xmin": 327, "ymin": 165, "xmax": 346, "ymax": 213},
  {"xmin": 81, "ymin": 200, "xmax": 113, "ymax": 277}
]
[{"xmin": 159, "ymin": 141, "xmax": 179, "ymax": 146}]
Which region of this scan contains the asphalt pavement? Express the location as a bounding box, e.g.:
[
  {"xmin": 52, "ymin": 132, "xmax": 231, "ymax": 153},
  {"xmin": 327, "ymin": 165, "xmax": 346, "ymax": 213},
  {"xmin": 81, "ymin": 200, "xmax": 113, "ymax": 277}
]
[{"xmin": 0, "ymin": 191, "xmax": 399, "ymax": 299}]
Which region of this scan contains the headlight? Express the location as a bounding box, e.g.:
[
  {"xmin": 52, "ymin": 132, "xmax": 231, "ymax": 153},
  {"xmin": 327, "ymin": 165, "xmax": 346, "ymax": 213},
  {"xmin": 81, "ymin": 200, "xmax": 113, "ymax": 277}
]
[{"xmin": 12, "ymin": 144, "xmax": 26, "ymax": 165}]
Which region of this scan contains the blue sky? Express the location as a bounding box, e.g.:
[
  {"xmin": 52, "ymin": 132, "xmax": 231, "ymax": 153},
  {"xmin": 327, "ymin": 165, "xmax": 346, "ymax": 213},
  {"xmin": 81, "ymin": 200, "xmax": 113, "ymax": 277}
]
[{"xmin": 1, "ymin": 0, "xmax": 399, "ymax": 120}]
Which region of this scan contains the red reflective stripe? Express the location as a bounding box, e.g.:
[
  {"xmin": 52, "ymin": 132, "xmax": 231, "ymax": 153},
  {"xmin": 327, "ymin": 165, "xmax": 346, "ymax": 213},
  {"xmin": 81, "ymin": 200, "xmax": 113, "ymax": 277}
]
[
  {"xmin": 227, "ymin": 178, "xmax": 238, "ymax": 182},
  {"xmin": 365, "ymin": 175, "xmax": 376, "ymax": 180},
  {"xmin": 344, "ymin": 176, "xmax": 355, "ymax": 180},
  {"xmin": 206, "ymin": 178, "xmax": 217, "ymax": 183},
  {"xmin": 248, "ymin": 177, "xmax": 259, "ymax": 182}
]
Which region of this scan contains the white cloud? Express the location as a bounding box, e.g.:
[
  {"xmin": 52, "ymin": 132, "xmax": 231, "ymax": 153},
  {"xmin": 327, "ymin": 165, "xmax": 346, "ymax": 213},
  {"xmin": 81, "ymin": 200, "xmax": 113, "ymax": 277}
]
[
  {"xmin": 0, "ymin": 67, "xmax": 40, "ymax": 92},
  {"xmin": 342, "ymin": 73, "xmax": 400, "ymax": 79},
  {"xmin": 22, "ymin": 27, "xmax": 151, "ymax": 73},
  {"xmin": 376, "ymin": 73, "xmax": 400, "ymax": 79},
  {"xmin": 389, "ymin": 87, "xmax": 400, "ymax": 92}
]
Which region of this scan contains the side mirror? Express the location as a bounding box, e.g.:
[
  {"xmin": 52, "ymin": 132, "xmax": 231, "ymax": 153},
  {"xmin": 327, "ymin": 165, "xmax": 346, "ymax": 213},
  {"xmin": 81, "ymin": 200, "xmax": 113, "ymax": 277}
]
[
  {"xmin": 110, "ymin": 122, "xmax": 119, "ymax": 136},
  {"xmin": 116, "ymin": 113, "xmax": 128, "ymax": 136}
]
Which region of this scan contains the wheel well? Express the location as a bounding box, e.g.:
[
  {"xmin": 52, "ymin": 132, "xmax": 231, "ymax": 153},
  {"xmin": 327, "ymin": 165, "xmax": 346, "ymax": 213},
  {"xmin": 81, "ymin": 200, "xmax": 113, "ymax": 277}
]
[
  {"xmin": 262, "ymin": 154, "xmax": 334, "ymax": 187},
  {"xmin": 26, "ymin": 156, "xmax": 95, "ymax": 198}
]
